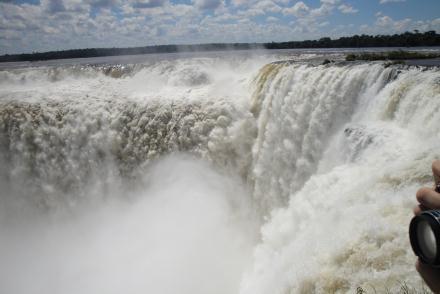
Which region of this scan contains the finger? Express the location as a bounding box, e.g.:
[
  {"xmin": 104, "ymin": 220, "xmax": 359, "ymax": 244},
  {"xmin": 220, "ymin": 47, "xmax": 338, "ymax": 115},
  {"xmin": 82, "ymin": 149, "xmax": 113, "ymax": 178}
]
[
  {"xmin": 413, "ymin": 205, "xmax": 422, "ymax": 215},
  {"xmin": 416, "ymin": 259, "xmax": 440, "ymax": 293},
  {"xmin": 416, "ymin": 187, "xmax": 440, "ymax": 210},
  {"xmin": 413, "ymin": 204, "xmax": 429, "ymax": 215},
  {"xmin": 432, "ymin": 160, "xmax": 440, "ymax": 185}
]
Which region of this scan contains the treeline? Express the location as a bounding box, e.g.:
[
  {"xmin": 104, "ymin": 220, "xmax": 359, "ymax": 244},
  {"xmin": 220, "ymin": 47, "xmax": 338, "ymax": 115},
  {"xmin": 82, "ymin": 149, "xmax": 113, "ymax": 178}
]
[
  {"xmin": 346, "ymin": 50, "xmax": 440, "ymax": 61},
  {"xmin": 0, "ymin": 43, "xmax": 261, "ymax": 63},
  {"xmin": 1, "ymin": 30, "xmax": 439, "ymax": 63},
  {"xmin": 264, "ymin": 30, "xmax": 440, "ymax": 49}
]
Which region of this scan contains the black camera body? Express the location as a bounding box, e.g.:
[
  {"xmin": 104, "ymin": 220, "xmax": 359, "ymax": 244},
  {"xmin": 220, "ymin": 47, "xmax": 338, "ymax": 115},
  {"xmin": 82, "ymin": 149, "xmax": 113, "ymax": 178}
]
[{"xmin": 410, "ymin": 210, "xmax": 440, "ymax": 266}]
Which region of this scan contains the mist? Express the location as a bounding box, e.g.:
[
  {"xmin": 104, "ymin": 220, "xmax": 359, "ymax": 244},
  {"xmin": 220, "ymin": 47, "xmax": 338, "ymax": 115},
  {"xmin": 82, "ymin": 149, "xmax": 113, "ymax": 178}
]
[
  {"xmin": 0, "ymin": 155, "xmax": 259, "ymax": 294},
  {"xmin": 1, "ymin": 53, "xmax": 440, "ymax": 293}
]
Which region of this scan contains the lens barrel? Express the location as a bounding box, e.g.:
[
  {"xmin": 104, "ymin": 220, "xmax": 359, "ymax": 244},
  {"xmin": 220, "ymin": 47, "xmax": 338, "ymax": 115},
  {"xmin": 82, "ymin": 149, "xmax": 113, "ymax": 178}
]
[{"xmin": 409, "ymin": 210, "xmax": 440, "ymax": 266}]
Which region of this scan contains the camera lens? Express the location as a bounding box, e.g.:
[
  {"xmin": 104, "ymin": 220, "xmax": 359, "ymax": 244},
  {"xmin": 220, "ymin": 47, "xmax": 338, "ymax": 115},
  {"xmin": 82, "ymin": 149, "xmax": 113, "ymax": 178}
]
[
  {"xmin": 410, "ymin": 210, "xmax": 440, "ymax": 265},
  {"xmin": 417, "ymin": 220, "xmax": 437, "ymax": 259}
]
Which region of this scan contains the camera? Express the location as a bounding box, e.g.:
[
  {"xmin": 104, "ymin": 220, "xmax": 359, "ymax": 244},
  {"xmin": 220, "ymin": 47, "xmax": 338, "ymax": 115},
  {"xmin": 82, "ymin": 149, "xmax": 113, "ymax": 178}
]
[{"xmin": 409, "ymin": 184, "xmax": 440, "ymax": 266}]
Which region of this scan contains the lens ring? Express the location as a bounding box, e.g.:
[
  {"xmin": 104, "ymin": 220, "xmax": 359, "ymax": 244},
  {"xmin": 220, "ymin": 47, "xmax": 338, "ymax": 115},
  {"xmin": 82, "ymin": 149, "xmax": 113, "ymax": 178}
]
[
  {"xmin": 409, "ymin": 211, "xmax": 440, "ymax": 266},
  {"xmin": 417, "ymin": 221, "xmax": 437, "ymax": 260}
]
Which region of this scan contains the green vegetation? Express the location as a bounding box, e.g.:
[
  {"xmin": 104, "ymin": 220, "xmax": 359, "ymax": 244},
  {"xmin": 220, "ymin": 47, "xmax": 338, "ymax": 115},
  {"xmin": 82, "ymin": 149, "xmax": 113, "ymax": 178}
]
[
  {"xmin": 0, "ymin": 43, "xmax": 261, "ymax": 63},
  {"xmin": 346, "ymin": 50, "xmax": 440, "ymax": 62},
  {"xmin": 1, "ymin": 30, "xmax": 439, "ymax": 63},
  {"xmin": 265, "ymin": 30, "xmax": 440, "ymax": 50}
]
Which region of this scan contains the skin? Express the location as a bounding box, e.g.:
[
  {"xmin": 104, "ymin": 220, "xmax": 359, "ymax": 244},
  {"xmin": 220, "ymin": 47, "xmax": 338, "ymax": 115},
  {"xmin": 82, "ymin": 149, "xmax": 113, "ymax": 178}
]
[{"xmin": 414, "ymin": 160, "xmax": 440, "ymax": 294}]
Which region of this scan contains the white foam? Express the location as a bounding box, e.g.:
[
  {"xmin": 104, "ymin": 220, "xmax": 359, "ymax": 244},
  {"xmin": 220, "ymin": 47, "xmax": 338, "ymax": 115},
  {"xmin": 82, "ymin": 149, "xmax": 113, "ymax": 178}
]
[
  {"xmin": 241, "ymin": 65, "xmax": 440, "ymax": 293},
  {"xmin": 1, "ymin": 56, "xmax": 440, "ymax": 293},
  {"xmin": 0, "ymin": 155, "xmax": 258, "ymax": 294}
]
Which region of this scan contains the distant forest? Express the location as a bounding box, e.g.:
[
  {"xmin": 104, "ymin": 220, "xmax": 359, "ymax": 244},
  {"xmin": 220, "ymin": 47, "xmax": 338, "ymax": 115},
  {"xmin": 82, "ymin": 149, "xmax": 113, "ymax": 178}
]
[{"xmin": 1, "ymin": 30, "xmax": 439, "ymax": 63}]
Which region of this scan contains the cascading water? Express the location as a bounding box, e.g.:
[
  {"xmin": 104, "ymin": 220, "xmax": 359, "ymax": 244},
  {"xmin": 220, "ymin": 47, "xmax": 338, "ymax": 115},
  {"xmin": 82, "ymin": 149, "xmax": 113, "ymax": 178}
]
[
  {"xmin": 0, "ymin": 56, "xmax": 265, "ymax": 294},
  {"xmin": 242, "ymin": 63, "xmax": 440, "ymax": 293},
  {"xmin": 249, "ymin": 62, "xmax": 394, "ymax": 212},
  {"xmin": 0, "ymin": 53, "xmax": 439, "ymax": 294}
]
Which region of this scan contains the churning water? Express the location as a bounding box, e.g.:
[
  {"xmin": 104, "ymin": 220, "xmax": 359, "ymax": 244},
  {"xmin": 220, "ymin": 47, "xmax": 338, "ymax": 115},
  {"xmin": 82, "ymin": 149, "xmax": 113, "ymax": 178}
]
[{"xmin": 0, "ymin": 51, "xmax": 440, "ymax": 293}]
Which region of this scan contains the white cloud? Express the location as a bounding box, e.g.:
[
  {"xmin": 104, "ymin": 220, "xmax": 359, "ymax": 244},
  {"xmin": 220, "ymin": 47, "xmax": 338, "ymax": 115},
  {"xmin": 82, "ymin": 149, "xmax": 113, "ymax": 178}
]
[
  {"xmin": 42, "ymin": 0, "xmax": 66, "ymax": 13},
  {"xmin": 338, "ymin": 4, "xmax": 358, "ymax": 14},
  {"xmin": 310, "ymin": 0, "xmax": 338, "ymax": 18},
  {"xmin": 132, "ymin": 0, "xmax": 167, "ymax": 8},
  {"xmin": 379, "ymin": 0, "xmax": 405, "ymax": 4},
  {"xmin": 0, "ymin": 30, "xmax": 21, "ymax": 40},
  {"xmin": 254, "ymin": 0, "xmax": 282, "ymax": 13},
  {"xmin": 231, "ymin": 0, "xmax": 248, "ymax": 6},
  {"xmin": 283, "ymin": 1, "xmax": 309, "ymax": 17},
  {"xmin": 232, "ymin": 0, "xmax": 283, "ymax": 17},
  {"xmin": 266, "ymin": 16, "xmax": 279, "ymax": 22},
  {"xmin": 375, "ymin": 14, "xmax": 411, "ymax": 30},
  {"xmin": 281, "ymin": 0, "xmax": 340, "ymax": 35},
  {"xmin": 320, "ymin": 0, "xmax": 340, "ymax": 4},
  {"xmin": 359, "ymin": 13, "xmax": 440, "ymax": 35},
  {"xmin": 0, "ymin": 0, "xmax": 439, "ymax": 55},
  {"xmin": 88, "ymin": 0, "xmax": 120, "ymax": 8},
  {"xmin": 193, "ymin": 0, "xmax": 224, "ymax": 10},
  {"xmin": 245, "ymin": 0, "xmax": 282, "ymax": 16}
]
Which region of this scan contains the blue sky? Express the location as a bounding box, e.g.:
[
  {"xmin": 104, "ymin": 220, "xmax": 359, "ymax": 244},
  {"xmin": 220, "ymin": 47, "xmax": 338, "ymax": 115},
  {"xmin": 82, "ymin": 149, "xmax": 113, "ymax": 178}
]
[{"xmin": 0, "ymin": 0, "xmax": 439, "ymax": 54}]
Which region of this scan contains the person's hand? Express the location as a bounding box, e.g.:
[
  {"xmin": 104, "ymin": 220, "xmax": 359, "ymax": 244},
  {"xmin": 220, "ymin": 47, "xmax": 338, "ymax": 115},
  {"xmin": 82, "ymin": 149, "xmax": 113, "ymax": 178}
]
[{"xmin": 414, "ymin": 160, "xmax": 440, "ymax": 294}]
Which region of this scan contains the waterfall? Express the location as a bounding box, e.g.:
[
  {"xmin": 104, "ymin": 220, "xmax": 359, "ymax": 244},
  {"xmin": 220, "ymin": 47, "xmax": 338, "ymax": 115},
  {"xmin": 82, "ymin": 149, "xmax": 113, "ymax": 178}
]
[
  {"xmin": 0, "ymin": 56, "xmax": 439, "ymax": 293},
  {"xmin": 241, "ymin": 64, "xmax": 440, "ymax": 293}
]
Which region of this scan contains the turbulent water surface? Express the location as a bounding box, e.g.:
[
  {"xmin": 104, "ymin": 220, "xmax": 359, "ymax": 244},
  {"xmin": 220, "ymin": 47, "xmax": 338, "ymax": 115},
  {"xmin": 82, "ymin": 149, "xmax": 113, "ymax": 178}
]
[{"xmin": 1, "ymin": 50, "xmax": 440, "ymax": 294}]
